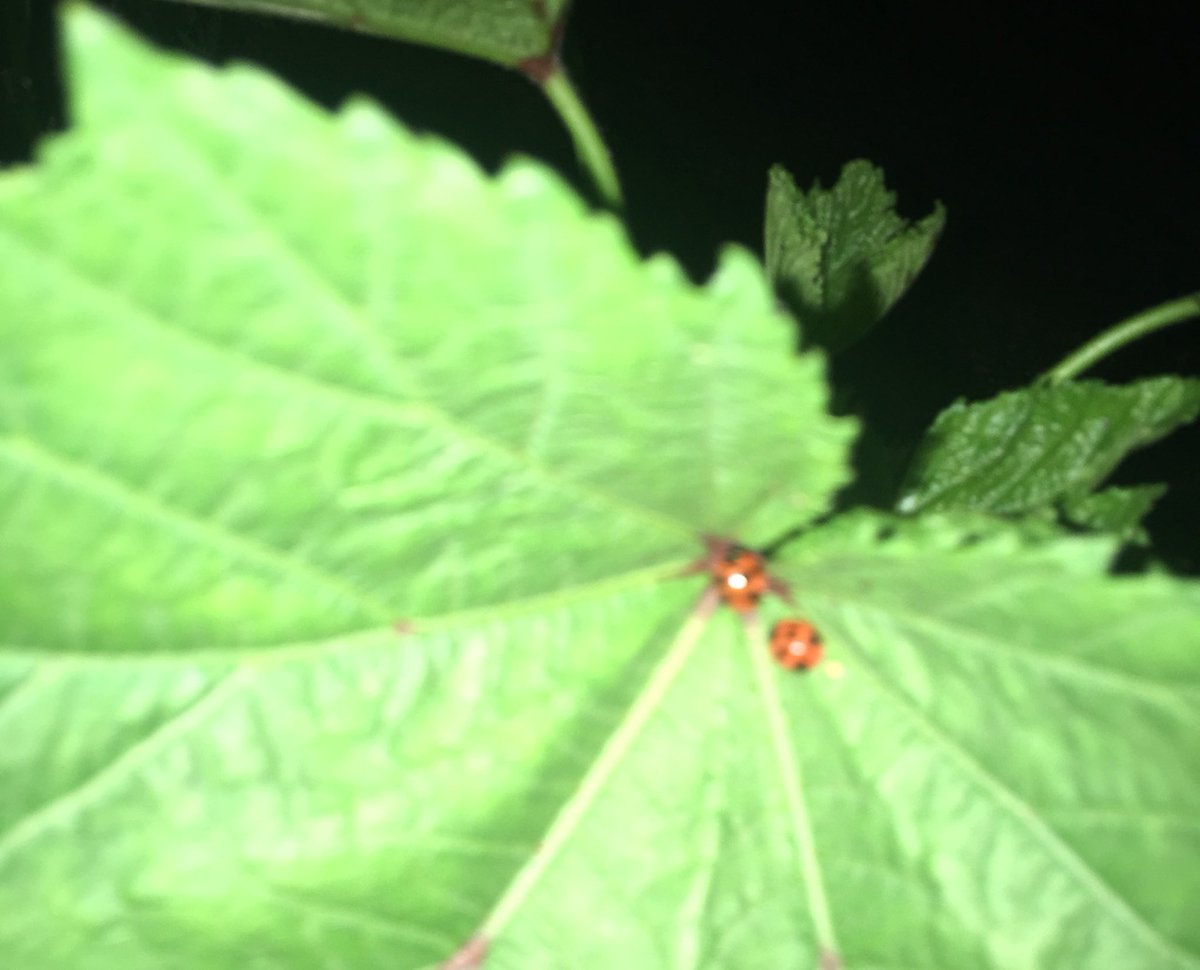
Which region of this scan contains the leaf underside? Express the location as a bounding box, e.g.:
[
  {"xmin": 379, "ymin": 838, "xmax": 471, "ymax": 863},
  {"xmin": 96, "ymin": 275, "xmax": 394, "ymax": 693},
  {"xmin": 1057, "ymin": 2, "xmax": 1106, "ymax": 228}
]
[{"xmin": 0, "ymin": 10, "xmax": 1197, "ymax": 970}]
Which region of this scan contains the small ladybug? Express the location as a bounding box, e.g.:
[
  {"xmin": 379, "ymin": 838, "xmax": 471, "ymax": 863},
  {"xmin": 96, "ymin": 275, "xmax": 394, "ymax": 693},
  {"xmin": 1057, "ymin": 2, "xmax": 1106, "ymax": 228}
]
[
  {"xmin": 681, "ymin": 537, "xmax": 791, "ymax": 613},
  {"xmin": 712, "ymin": 545, "xmax": 771, "ymax": 613},
  {"xmin": 770, "ymin": 619, "xmax": 824, "ymax": 670}
]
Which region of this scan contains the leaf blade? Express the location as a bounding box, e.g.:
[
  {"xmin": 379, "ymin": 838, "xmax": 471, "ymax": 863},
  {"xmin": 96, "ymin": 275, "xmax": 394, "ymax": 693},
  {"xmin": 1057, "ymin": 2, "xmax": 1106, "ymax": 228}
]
[
  {"xmin": 765, "ymin": 160, "xmax": 945, "ymax": 354},
  {"xmin": 897, "ymin": 377, "xmax": 1200, "ymax": 526},
  {"xmin": 773, "ymin": 513, "xmax": 1200, "ymax": 969},
  {"xmin": 0, "ymin": 9, "xmax": 853, "ymax": 968},
  {"xmin": 149, "ymin": 0, "xmax": 563, "ymax": 68}
]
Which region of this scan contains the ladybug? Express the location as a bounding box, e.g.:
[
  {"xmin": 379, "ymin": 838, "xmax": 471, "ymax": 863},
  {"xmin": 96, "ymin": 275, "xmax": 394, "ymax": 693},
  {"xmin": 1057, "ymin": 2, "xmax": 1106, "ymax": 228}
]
[
  {"xmin": 683, "ymin": 536, "xmax": 791, "ymax": 613},
  {"xmin": 770, "ymin": 619, "xmax": 824, "ymax": 670},
  {"xmin": 712, "ymin": 545, "xmax": 771, "ymax": 613}
]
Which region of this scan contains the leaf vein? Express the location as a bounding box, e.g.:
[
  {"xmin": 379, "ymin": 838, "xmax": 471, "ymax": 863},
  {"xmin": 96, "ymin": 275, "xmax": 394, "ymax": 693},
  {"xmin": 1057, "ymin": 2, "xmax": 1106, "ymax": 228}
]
[
  {"xmin": 0, "ymin": 223, "xmax": 691, "ymax": 542},
  {"xmin": 0, "ymin": 667, "xmax": 252, "ymax": 866},
  {"xmin": 846, "ymin": 649, "xmax": 1197, "ymax": 967},
  {"xmin": 0, "ymin": 434, "xmax": 393, "ymax": 619}
]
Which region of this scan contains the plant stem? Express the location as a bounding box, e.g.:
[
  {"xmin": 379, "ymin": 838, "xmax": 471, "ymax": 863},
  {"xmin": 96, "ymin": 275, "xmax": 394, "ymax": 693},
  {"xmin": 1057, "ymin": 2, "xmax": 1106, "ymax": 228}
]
[
  {"xmin": 1042, "ymin": 291, "xmax": 1200, "ymax": 385},
  {"xmin": 540, "ymin": 67, "xmax": 623, "ymax": 210}
]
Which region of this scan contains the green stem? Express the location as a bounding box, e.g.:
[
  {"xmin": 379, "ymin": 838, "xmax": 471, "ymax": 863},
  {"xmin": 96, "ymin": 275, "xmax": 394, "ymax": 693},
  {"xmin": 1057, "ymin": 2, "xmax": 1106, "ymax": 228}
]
[
  {"xmin": 540, "ymin": 67, "xmax": 623, "ymax": 210},
  {"xmin": 1042, "ymin": 291, "xmax": 1200, "ymax": 385}
]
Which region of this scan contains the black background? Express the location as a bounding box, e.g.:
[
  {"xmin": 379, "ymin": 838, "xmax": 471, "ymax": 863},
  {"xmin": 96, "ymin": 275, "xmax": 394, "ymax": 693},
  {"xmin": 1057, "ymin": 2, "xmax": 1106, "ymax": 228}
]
[{"xmin": 3, "ymin": 1, "xmax": 1198, "ymax": 568}]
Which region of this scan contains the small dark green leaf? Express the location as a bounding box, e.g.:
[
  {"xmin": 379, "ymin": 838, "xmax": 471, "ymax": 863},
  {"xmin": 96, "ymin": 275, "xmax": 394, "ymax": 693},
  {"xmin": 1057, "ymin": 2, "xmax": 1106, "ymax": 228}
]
[
  {"xmin": 1061, "ymin": 484, "xmax": 1167, "ymax": 543},
  {"xmin": 151, "ymin": 0, "xmax": 566, "ymax": 67},
  {"xmin": 897, "ymin": 377, "xmax": 1200, "ymax": 519},
  {"xmin": 764, "ymin": 161, "xmax": 944, "ymax": 353}
]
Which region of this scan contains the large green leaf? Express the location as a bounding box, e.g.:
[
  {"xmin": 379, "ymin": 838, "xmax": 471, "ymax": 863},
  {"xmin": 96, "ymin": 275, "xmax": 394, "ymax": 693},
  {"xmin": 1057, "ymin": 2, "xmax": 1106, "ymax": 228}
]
[
  {"xmin": 149, "ymin": 0, "xmax": 568, "ymax": 68},
  {"xmin": 3, "ymin": 10, "xmax": 1199, "ymax": 970},
  {"xmin": 0, "ymin": 6, "xmax": 851, "ymax": 966},
  {"xmin": 897, "ymin": 378, "xmax": 1200, "ymax": 528}
]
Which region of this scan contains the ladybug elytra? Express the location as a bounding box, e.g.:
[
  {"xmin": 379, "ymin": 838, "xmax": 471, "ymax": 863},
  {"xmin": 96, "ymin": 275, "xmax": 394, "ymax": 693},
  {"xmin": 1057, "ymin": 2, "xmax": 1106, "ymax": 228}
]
[
  {"xmin": 770, "ymin": 619, "xmax": 824, "ymax": 670},
  {"xmin": 713, "ymin": 545, "xmax": 771, "ymax": 613}
]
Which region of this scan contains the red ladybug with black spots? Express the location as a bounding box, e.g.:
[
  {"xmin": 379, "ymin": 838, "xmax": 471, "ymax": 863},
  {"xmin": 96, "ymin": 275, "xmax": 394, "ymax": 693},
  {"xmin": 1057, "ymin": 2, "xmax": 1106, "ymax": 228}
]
[
  {"xmin": 770, "ymin": 619, "xmax": 824, "ymax": 670},
  {"xmin": 711, "ymin": 545, "xmax": 772, "ymax": 613}
]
